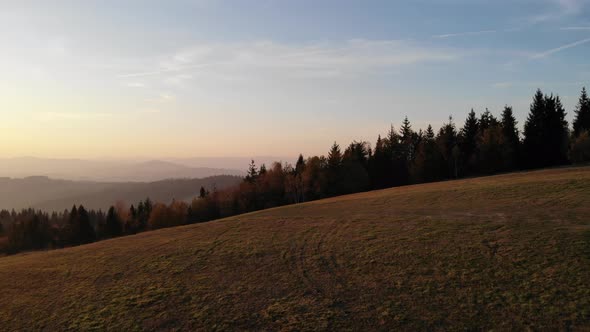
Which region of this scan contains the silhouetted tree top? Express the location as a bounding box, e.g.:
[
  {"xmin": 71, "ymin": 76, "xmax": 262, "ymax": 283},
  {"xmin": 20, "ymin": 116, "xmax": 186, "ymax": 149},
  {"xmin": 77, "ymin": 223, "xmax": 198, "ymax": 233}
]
[
  {"xmin": 501, "ymin": 106, "xmax": 519, "ymax": 141},
  {"xmin": 400, "ymin": 116, "xmax": 412, "ymax": 141},
  {"xmin": 295, "ymin": 154, "xmax": 305, "ymax": 173},
  {"xmin": 328, "ymin": 142, "xmax": 342, "ymax": 169},
  {"xmin": 104, "ymin": 206, "xmax": 122, "ymax": 238},
  {"xmin": 479, "ymin": 108, "xmax": 498, "ymax": 132},
  {"xmin": 573, "ymin": 87, "xmax": 590, "ymax": 136},
  {"xmin": 246, "ymin": 160, "xmax": 258, "ymax": 183},
  {"xmin": 426, "ymin": 125, "xmax": 435, "ymax": 140},
  {"xmin": 460, "ymin": 109, "xmax": 479, "ymax": 151}
]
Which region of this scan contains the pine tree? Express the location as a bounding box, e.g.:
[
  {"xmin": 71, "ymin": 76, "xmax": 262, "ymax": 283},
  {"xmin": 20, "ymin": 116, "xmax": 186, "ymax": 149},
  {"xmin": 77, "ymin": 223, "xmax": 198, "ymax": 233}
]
[
  {"xmin": 523, "ymin": 89, "xmax": 547, "ymax": 168},
  {"xmin": 104, "ymin": 206, "xmax": 122, "ymax": 238},
  {"xmin": 479, "ymin": 108, "xmax": 498, "ymax": 132},
  {"xmin": 459, "ymin": 109, "xmax": 479, "ymax": 175},
  {"xmin": 426, "ymin": 124, "xmax": 435, "ymax": 140},
  {"xmin": 327, "ymin": 142, "xmax": 343, "ymax": 195},
  {"xmin": 295, "ymin": 154, "xmax": 305, "ymax": 173},
  {"xmin": 327, "ymin": 142, "xmax": 342, "ymax": 170},
  {"xmin": 370, "ymin": 135, "xmax": 390, "ymax": 189},
  {"xmin": 385, "ymin": 125, "xmax": 400, "ymax": 157},
  {"xmin": 385, "ymin": 124, "xmax": 409, "ymax": 186},
  {"xmin": 400, "ymin": 116, "xmax": 414, "ymax": 161},
  {"xmin": 343, "ymin": 141, "xmax": 369, "ymax": 166},
  {"xmin": 478, "ymin": 125, "xmax": 504, "ymax": 174},
  {"xmin": 500, "ymin": 105, "xmax": 520, "ymax": 170},
  {"xmin": 76, "ymin": 205, "xmax": 96, "ymax": 245},
  {"xmin": 524, "ymin": 90, "xmax": 569, "ymax": 168},
  {"xmin": 552, "ymin": 95, "xmax": 569, "ymax": 165},
  {"xmin": 412, "ymin": 124, "xmax": 444, "ymax": 182},
  {"xmin": 573, "ymin": 87, "xmax": 590, "ymax": 136},
  {"xmin": 62, "ymin": 205, "xmax": 79, "ymax": 246},
  {"xmin": 437, "ymin": 116, "xmax": 459, "ymax": 178},
  {"xmin": 199, "ymin": 186, "xmax": 208, "ymax": 199},
  {"xmin": 129, "ymin": 204, "xmax": 137, "ymax": 221},
  {"xmin": 245, "ymin": 160, "xmax": 258, "ymax": 183},
  {"xmin": 341, "ymin": 141, "xmax": 370, "ymax": 194},
  {"xmin": 542, "ymin": 94, "xmax": 569, "ymax": 166},
  {"xmin": 400, "ymin": 116, "xmax": 412, "ymax": 140}
]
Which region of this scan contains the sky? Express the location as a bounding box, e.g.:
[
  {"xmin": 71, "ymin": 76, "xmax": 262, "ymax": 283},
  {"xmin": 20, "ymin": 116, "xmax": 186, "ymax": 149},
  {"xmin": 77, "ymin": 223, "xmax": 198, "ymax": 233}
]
[{"xmin": 0, "ymin": 0, "xmax": 589, "ymax": 160}]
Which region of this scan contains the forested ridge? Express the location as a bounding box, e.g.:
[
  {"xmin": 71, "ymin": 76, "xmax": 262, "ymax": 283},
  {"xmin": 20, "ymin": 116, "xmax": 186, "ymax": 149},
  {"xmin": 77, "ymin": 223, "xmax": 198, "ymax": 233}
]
[{"xmin": 1, "ymin": 87, "xmax": 590, "ymax": 254}]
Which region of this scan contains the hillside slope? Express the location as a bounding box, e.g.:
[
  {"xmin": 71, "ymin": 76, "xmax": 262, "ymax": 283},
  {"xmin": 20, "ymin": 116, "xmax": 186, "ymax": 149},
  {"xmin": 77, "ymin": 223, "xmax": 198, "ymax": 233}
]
[{"xmin": 1, "ymin": 167, "xmax": 589, "ymax": 330}]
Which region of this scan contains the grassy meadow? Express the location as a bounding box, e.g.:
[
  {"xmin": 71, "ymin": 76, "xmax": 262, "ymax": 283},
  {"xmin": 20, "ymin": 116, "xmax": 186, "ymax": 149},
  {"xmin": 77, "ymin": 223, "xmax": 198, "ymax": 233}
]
[{"xmin": 1, "ymin": 167, "xmax": 589, "ymax": 330}]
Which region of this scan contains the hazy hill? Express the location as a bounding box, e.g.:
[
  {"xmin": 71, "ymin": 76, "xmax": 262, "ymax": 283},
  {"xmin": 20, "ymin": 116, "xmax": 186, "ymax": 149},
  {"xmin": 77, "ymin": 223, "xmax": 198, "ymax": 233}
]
[
  {"xmin": 0, "ymin": 175, "xmax": 241, "ymax": 211},
  {"xmin": 0, "ymin": 157, "xmax": 244, "ymax": 182},
  {"xmin": 0, "ymin": 167, "xmax": 589, "ymax": 330},
  {"xmin": 166, "ymin": 156, "xmax": 291, "ymax": 170}
]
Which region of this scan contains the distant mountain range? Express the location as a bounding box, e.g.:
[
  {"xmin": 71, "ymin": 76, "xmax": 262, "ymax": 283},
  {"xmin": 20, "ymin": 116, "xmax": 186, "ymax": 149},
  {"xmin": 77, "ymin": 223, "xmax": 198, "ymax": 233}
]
[
  {"xmin": 0, "ymin": 175, "xmax": 242, "ymax": 212},
  {"xmin": 0, "ymin": 156, "xmax": 293, "ymax": 211},
  {"xmin": 0, "ymin": 157, "xmax": 246, "ymax": 182}
]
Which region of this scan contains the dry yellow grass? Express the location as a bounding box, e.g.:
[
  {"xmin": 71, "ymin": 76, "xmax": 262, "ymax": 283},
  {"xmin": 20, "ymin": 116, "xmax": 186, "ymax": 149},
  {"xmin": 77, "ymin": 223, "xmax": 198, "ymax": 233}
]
[{"xmin": 1, "ymin": 167, "xmax": 589, "ymax": 330}]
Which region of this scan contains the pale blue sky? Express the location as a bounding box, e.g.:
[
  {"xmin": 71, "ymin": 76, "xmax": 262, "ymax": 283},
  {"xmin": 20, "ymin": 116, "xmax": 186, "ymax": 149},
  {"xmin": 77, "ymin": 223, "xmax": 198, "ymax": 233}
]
[{"xmin": 0, "ymin": 0, "xmax": 589, "ymax": 159}]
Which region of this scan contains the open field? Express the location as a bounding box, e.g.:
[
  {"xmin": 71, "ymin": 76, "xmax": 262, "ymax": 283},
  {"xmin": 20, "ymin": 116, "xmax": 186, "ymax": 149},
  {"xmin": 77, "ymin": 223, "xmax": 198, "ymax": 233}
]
[{"xmin": 1, "ymin": 167, "xmax": 589, "ymax": 330}]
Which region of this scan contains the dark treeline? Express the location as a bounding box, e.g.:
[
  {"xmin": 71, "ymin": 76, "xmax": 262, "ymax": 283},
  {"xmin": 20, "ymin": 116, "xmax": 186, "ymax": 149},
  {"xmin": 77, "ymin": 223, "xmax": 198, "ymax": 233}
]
[{"xmin": 1, "ymin": 87, "xmax": 590, "ymax": 254}]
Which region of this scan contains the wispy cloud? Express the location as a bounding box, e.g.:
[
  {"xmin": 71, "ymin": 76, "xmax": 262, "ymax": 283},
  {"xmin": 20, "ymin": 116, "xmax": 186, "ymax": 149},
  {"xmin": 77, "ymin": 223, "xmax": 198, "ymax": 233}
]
[
  {"xmin": 528, "ymin": 0, "xmax": 588, "ymax": 23},
  {"xmin": 531, "ymin": 37, "xmax": 590, "ymax": 58},
  {"xmin": 118, "ymin": 63, "xmax": 213, "ymax": 78},
  {"xmin": 118, "ymin": 39, "xmax": 463, "ymax": 81},
  {"xmin": 433, "ymin": 30, "xmax": 496, "ymax": 38}
]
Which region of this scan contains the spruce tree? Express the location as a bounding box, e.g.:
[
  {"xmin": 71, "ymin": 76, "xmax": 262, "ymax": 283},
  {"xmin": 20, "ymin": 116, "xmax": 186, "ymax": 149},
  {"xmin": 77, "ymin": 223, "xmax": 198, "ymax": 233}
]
[
  {"xmin": 524, "ymin": 90, "xmax": 569, "ymax": 168},
  {"xmin": 573, "ymin": 87, "xmax": 590, "ymax": 136},
  {"xmin": 246, "ymin": 160, "xmax": 258, "ymax": 183},
  {"xmin": 500, "ymin": 105, "xmax": 519, "ymax": 170},
  {"xmin": 104, "ymin": 206, "xmax": 122, "ymax": 238},
  {"xmin": 478, "ymin": 125, "xmax": 504, "ymax": 174},
  {"xmin": 426, "ymin": 124, "xmax": 435, "ymax": 140},
  {"xmin": 412, "ymin": 124, "xmax": 444, "ymax": 182},
  {"xmin": 459, "ymin": 109, "xmax": 479, "ymax": 175},
  {"xmin": 400, "ymin": 116, "xmax": 412, "ymax": 139},
  {"xmin": 523, "ymin": 89, "xmax": 546, "ymax": 168},
  {"xmin": 63, "ymin": 205, "xmax": 79, "ymax": 246},
  {"xmin": 341, "ymin": 142, "xmax": 370, "ymax": 194},
  {"xmin": 437, "ymin": 116, "xmax": 459, "ymax": 178},
  {"xmin": 385, "ymin": 125, "xmax": 409, "ymax": 186},
  {"xmin": 327, "ymin": 142, "xmax": 342, "ymax": 170},
  {"xmin": 327, "ymin": 142, "xmax": 343, "ymax": 195},
  {"xmin": 479, "ymin": 108, "xmax": 498, "ymax": 132},
  {"xmin": 400, "ymin": 116, "xmax": 414, "ymax": 162},
  {"xmin": 370, "ymin": 135, "xmax": 391, "ymax": 189},
  {"xmin": 553, "ymin": 95, "xmax": 569, "ymax": 165},
  {"xmin": 76, "ymin": 205, "xmax": 96, "ymax": 245}
]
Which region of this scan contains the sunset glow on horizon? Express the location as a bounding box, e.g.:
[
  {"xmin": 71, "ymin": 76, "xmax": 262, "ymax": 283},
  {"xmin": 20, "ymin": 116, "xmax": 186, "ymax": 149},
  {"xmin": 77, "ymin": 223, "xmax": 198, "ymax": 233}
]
[{"xmin": 1, "ymin": 0, "xmax": 589, "ymax": 159}]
